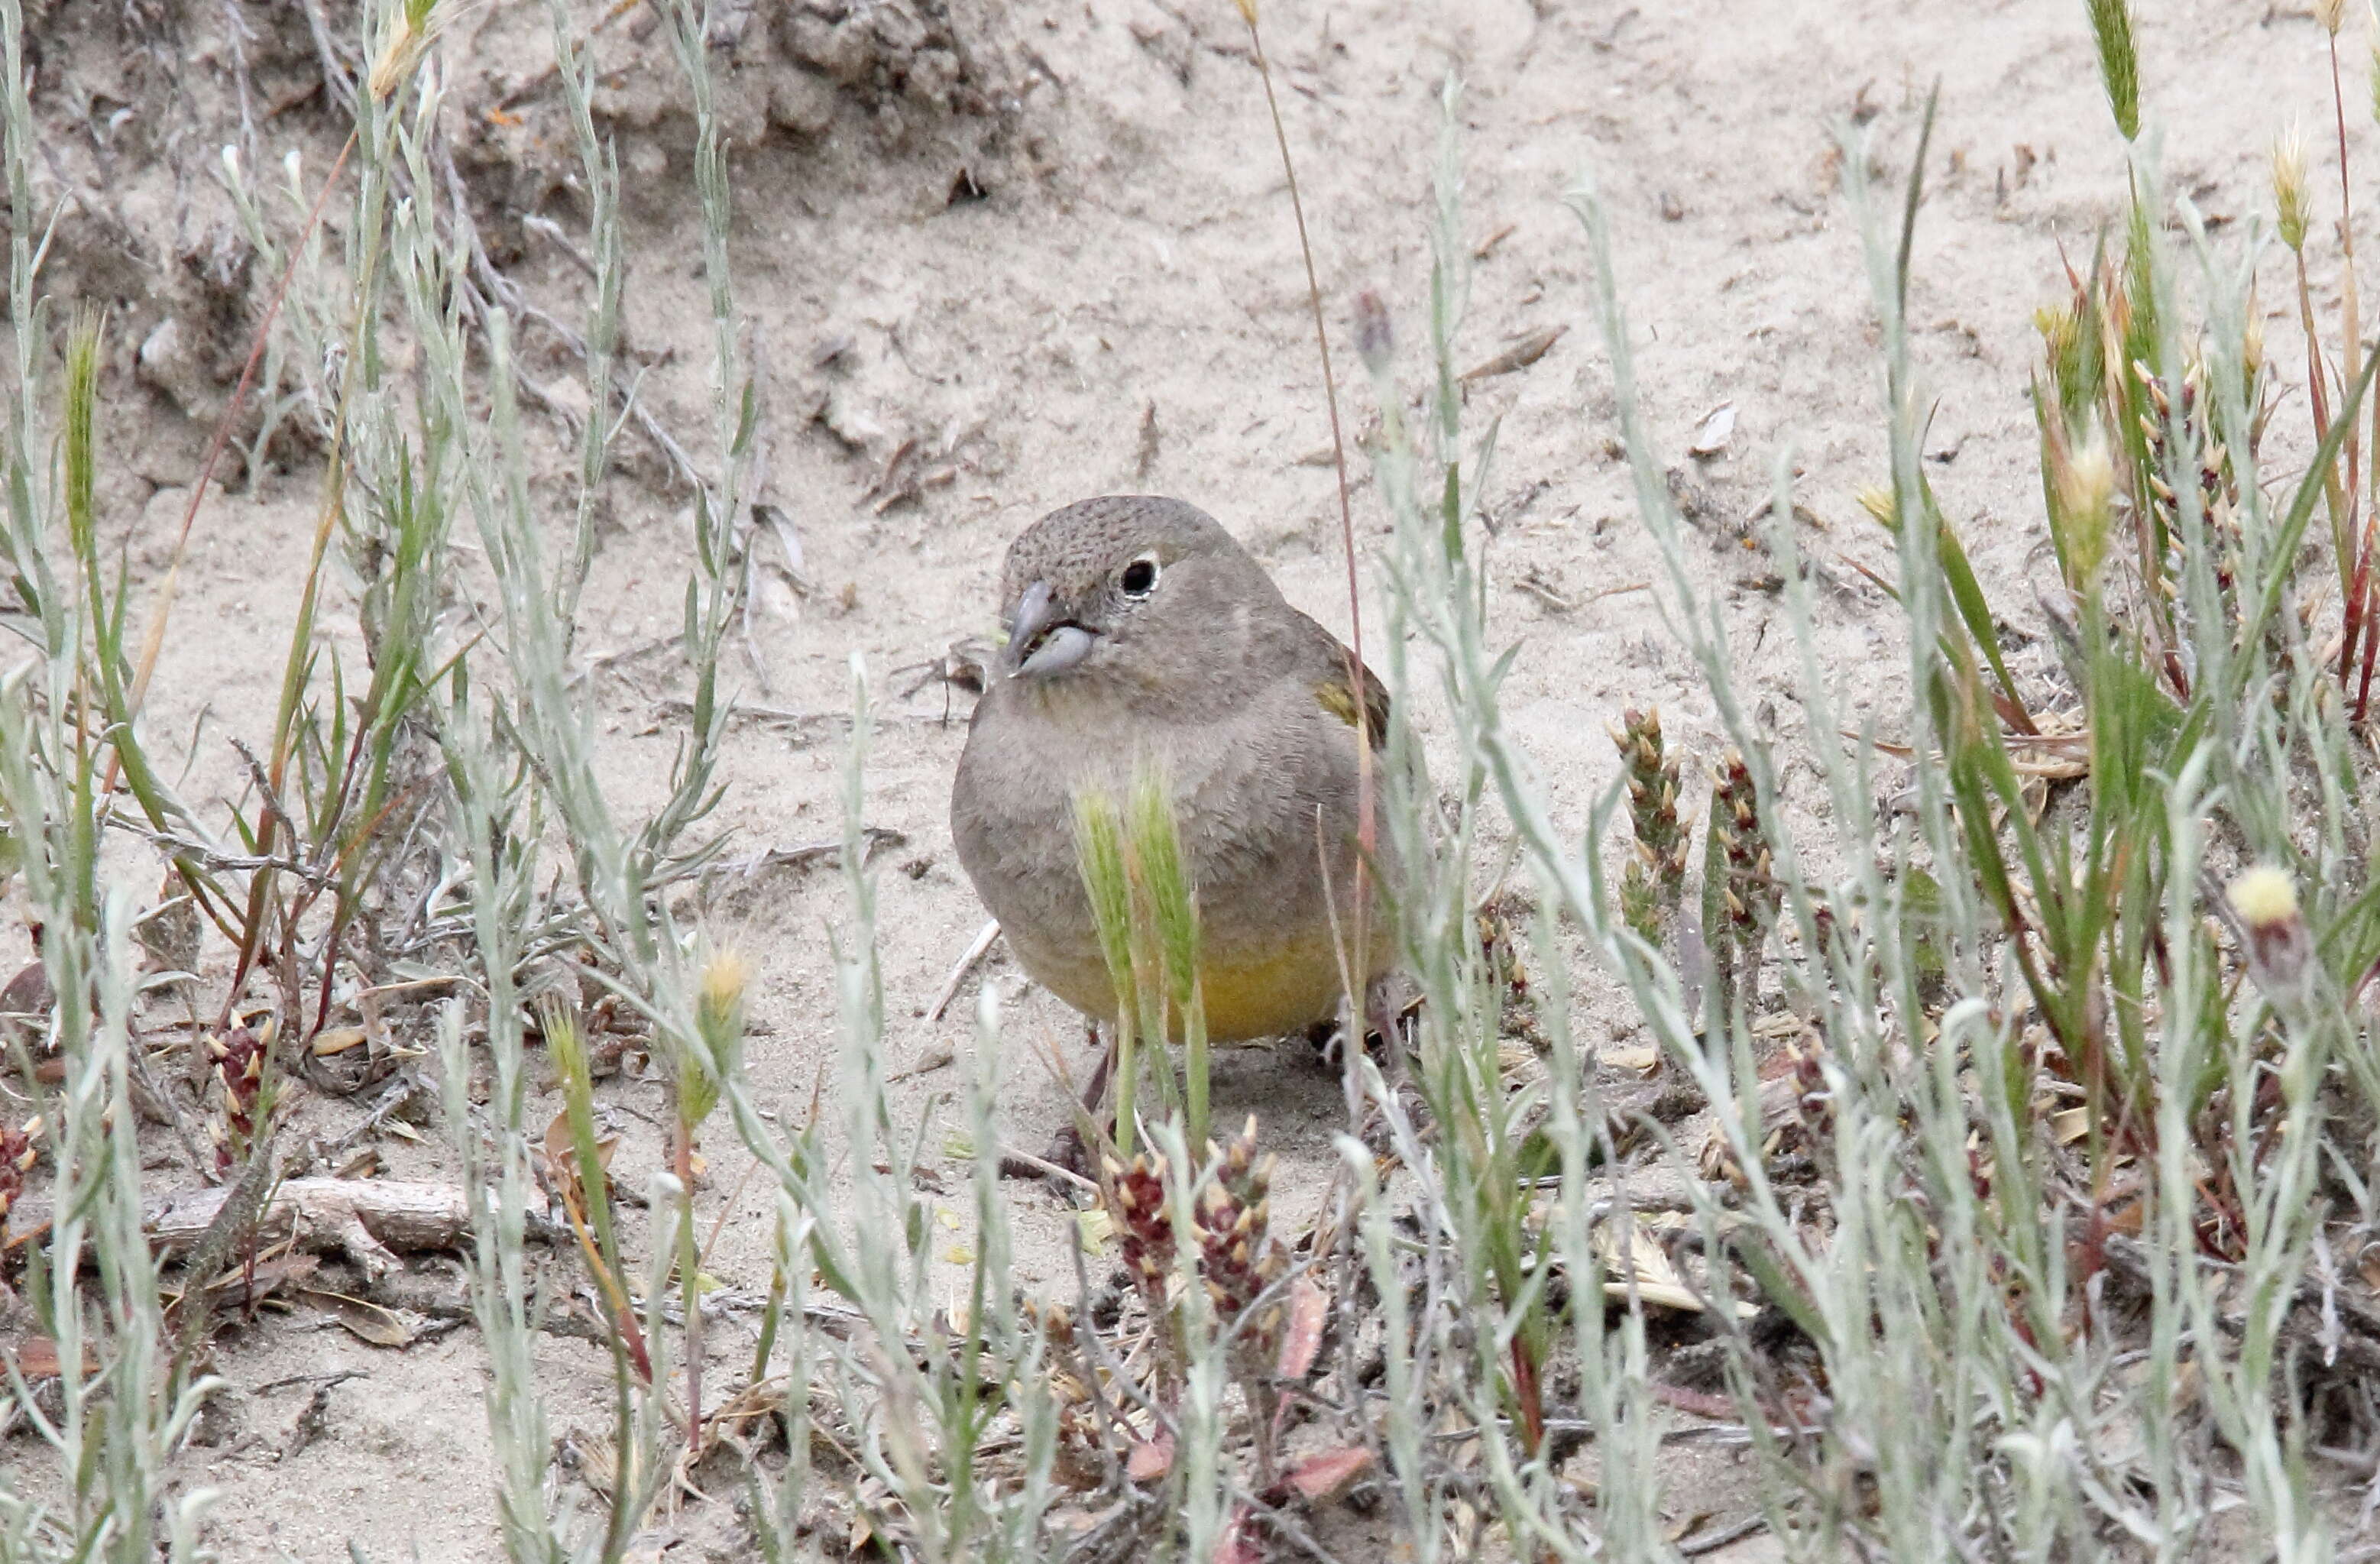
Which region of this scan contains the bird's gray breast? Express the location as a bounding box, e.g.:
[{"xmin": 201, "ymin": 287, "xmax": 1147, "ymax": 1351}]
[{"xmin": 960, "ymin": 672, "xmax": 1362, "ymax": 962}]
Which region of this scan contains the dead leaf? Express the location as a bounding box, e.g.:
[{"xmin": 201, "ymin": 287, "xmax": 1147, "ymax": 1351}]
[
  {"xmin": 1604, "ymin": 1044, "xmax": 1660, "ymax": 1074},
  {"xmin": 201, "ymin": 1250, "xmax": 320, "ymax": 1304},
  {"xmin": 0, "ymin": 960, "xmax": 53, "ymax": 1022},
  {"xmin": 1689, "ymin": 400, "xmax": 1737, "ymax": 456},
  {"xmin": 2050, "ymin": 1106, "xmax": 2092, "ymax": 1146},
  {"xmin": 1126, "ymin": 1433, "xmax": 1174, "ymax": 1482},
  {"xmin": 567, "ymin": 1430, "xmax": 620, "ymax": 1499},
  {"xmin": 5, "ymin": 1335, "xmax": 93, "ymax": 1378},
  {"xmin": 538, "ymin": 1109, "xmax": 619, "ymax": 1210},
  {"xmin": 1459, "ymin": 324, "xmax": 1566, "ymax": 383},
  {"xmin": 300, "ymin": 1287, "xmax": 418, "ymax": 1349},
  {"xmin": 1594, "ymin": 1216, "xmax": 1757, "ymax": 1317},
  {"xmin": 1285, "ymin": 1446, "xmax": 1371, "ymax": 1502},
  {"xmin": 1666, "ymin": 1509, "xmax": 1718, "ymax": 1544},
  {"xmin": 1213, "ymin": 1504, "xmax": 1262, "ymax": 1564},
  {"xmin": 1276, "ymin": 1275, "xmax": 1328, "ymax": 1380},
  {"xmin": 889, "ymin": 1048, "xmax": 955, "ymax": 1083},
  {"xmin": 310, "ymin": 1026, "xmax": 367, "ymax": 1057}
]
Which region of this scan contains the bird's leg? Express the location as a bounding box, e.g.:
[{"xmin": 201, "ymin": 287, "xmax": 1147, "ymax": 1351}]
[
  {"xmin": 1046, "ymin": 1019, "xmax": 1117, "ymax": 1177},
  {"xmin": 1366, "ymin": 973, "xmax": 1413, "ymax": 1080},
  {"xmin": 1077, "ymin": 1017, "xmax": 1116, "ymax": 1118},
  {"xmin": 999, "ymin": 1018, "xmax": 1112, "ymax": 1182},
  {"xmin": 1348, "ymin": 974, "xmax": 1428, "ymax": 1155},
  {"xmin": 1306, "ymin": 976, "xmax": 1416, "ymax": 1071}
]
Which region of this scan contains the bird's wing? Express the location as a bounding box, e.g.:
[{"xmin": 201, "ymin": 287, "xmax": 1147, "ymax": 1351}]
[{"xmin": 1283, "ymin": 609, "xmax": 1391, "ymax": 752}]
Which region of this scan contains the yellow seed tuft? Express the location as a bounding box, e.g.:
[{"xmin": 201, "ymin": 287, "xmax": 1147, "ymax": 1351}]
[
  {"xmin": 2227, "ymin": 865, "xmax": 2299, "ymax": 930},
  {"xmin": 2274, "ymin": 128, "xmax": 2311, "ymax": 252},
  {"xmin": 700, "ymin": 948, "xmax": 751, "ymax": 1017},
  {"xmin": 367, "ymin": 10, "xmax": 431, "ymax": 103},
  {"xmin": 2056, "ymin": 433, "xmax": 2117, "ymax": 584}
]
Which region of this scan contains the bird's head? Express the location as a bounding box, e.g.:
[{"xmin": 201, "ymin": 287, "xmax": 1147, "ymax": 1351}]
[{"xmin": 993, "ymin": 496, "xmax": 1280, "ymax": 692}]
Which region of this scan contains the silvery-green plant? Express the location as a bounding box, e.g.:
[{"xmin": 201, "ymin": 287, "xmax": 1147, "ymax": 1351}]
[{"xmin": 0, "ymin": 38, "xmax": 218, "ymax": 1551}]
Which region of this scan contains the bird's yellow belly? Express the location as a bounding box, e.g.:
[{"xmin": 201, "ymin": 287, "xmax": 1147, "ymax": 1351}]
[{"xmin": 1011, "ymin": 922, "xmax": 1378, "ymax": 1044}]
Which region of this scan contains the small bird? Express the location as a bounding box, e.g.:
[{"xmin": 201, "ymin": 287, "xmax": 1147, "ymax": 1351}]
[{"xmin": 950, "ymin": 495, "xmax": 1393, "ymax": 1055}]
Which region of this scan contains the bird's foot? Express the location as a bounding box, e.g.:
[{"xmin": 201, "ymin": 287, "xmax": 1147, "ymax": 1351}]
[{"xmin": 999, "ymin": 1123, "xmax": 1095, "ymax": 1183}]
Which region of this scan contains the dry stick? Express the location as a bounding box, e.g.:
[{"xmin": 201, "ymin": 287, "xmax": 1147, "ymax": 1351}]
[
  {"xmin": 2331, "ymin": 28, "xmax": 2362, "ymax": 510},
  {"xmin": 675, "ymin": 1115, "xmax": 702, "ymax": 1449},
  {"xmin": 927, "ymin": 918, "xmax": 1001, "ymax": 1022},
  {"xmin": 2294, "ymin": 246, "xmax": 2352, "ymax": 632},
  {"xmin": 1237, "ymin": 3, "xmax": 1375, "ymax": 1077},
  {"xmin": 2321, "ymin": 29, "xmax": 2377, "ymax": 709}
]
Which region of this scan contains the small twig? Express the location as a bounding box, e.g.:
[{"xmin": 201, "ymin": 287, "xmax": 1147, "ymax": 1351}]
[
  {"xmin": 251, "ymin": 1367, "xmax": 368, "ymax": 1397},
  {"xmin": 1679, "ymin": 1514, "xmax": 1771, "ymax": 1557},
  {"xmin": 996, "ymin": 1143, "xmax": 1097, "ymax": 1193},
  {"xmin": 1065, "ymin": 1222, "xmax": 1175, "ymax": 1432},
  {"xmin": 523, "ymin": 212, "xmax": 601, "ymax": 282},
  {"xmin": 716, "ymin": 828, "xmax": 908, "ymax": 876},
  {"xmin": 928, "ymin": 920, "xmax": 1001, "ymax": 1022},
  {"xmin": 1231, "ymin": 1486, "xmax": 1350, "ymax": 1564},
  {"xmin": 1511, "ymin": 573, "xmax": 1576, "ymax": 613},
  {"xmin": 102, "ymin": 816, "xmax": 336, "ymax": 887},
  {"xmin": 567, "ymin": 633, "xmax": 685, "ymax": 688}
]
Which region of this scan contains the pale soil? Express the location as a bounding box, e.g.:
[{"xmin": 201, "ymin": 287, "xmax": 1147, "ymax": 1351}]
[{"xmin": 0, "ymin": 0, "xmax": 2354, "ymax": 1556}]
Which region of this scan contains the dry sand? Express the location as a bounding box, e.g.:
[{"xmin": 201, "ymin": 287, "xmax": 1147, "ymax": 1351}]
[{"xmin": 2, "ymin": 0, "xmax": 2356, "ymax": 1555}]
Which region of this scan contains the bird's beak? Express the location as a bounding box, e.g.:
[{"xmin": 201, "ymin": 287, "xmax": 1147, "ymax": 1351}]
[{"xmin": 1004, "ymin": 579, "xmax": 1096, "ymax": 679}]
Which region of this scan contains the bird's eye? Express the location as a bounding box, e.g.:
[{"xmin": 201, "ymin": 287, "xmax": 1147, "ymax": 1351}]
[{"xmin": 1119, "ymin": 555, "xmax": 1160, "ymax": 598}]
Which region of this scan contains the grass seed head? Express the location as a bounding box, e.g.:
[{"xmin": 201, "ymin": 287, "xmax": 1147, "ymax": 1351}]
[
  {"xmin": 1611, "ymin": 707, "xmax": 1689, "ymax": 941},
  {"xmin": 1193, "ymin": 1117, "xmax": 1287, "ymax": 1346},
  {"xmin": 2054, "ymin": 431, "xmax": 2118, "ymax": 587},
  {"xmin": 2369, "ymin": 9, "xmax": 2380, "ymax": 124},
  {"xmin": 696, "ymin": 947, "xmax": 750, "ymax": 1067},
  {"xmin": 1128, "ymin": 764, "xmax": 1200, "ymax": 1009},
  {"xmin": 1102, "ymin": 1151, "xmax": 1176, "ymax": 1296},
  {"xmin": 1712, "ymin": 756, "xmax": 1763, "ymax": 893},
  {"xmin": 2274, "ymin": 128, "xmax": 2311, "ymax": 251},
  {"xmin": 1855, "ymin": 484, "xmax": 1899, "ymax": 529},
  {"xmin": 208, "ymin": 1019, "xmax": 277, "ymax": 1174},
  {"xmin": 2086, "ymin": 0, "xmax": 2141, "ymax": 139}
]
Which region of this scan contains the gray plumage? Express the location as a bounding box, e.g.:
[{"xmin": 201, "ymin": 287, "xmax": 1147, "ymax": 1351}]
[{"xmin": 950, "ymin": 495, "xmax": 1391, "ymax": 1042}]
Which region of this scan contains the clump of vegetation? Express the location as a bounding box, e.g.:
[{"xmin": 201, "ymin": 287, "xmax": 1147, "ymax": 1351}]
[{"xmin": 11, "ymin": 0, "xmax": 2380, "ymax": 1557}]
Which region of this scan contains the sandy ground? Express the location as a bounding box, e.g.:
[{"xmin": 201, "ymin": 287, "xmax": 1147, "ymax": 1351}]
[{"xmin": 2, "ymin": 0, "xmax": 2363, "ymax": 1556}]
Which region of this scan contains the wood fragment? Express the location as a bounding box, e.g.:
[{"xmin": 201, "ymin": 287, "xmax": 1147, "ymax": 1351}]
[
  {"xmin": 926, "ymin": 919, "xmax": 1002, "ymax": 1022},
  {"xmin": 9, "ymin": 1178, "xmax": 551, "ymax": 1281}
]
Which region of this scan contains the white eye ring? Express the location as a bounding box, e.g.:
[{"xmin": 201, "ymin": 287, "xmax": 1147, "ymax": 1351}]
[{"xmin": 1119, "ymin": 553, "xmax": 1161, "ymax": 598}]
